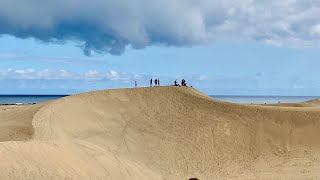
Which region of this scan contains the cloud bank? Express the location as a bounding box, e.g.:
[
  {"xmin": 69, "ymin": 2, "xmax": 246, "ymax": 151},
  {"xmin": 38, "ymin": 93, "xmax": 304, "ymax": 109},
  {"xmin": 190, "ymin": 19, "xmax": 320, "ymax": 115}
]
[
  {"xmin": 1, "ymin": 0, "xmax": 320, "ymax": 55},
  {"xmin": 0, "ymin": 69, "xmax": 130, "ymax": 81},
  {"xmin": 1, "ymin": 68, "xmax": 319, "ymax": 95}
]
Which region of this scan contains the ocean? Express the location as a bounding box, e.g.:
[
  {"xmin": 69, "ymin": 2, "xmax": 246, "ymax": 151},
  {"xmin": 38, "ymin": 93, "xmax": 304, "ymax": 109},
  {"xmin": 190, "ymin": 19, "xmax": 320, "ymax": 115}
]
[
  {"xmin": 0, "ymin": 94, "xmax": 319, "ymax": 105},
  {"xmin": 213, "ymin": 95, "xmax": 320, "ymax": 104},
  {"xmin": 0, "ymin": 95, "xmax": 68, "ymax": 105}
]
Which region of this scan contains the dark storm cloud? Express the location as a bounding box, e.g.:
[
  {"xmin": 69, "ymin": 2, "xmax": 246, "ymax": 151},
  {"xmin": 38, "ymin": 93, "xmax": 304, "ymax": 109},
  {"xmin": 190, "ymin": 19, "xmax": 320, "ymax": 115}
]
[{"xmin": 1, "ymin": 0, "xmax": 320, "ymax": 55}]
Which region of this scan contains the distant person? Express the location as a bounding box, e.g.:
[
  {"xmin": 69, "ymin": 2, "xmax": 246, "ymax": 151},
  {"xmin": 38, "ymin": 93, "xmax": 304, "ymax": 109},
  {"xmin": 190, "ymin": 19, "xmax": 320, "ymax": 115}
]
[
  {"xmin": 174, "ymin": 79, "xmax": 178, "ymax": 86},
  {"xmin": 135, "ymin": 81, "xmax": 137, "ymax": 88},
  {"xmin": 158, "ymin": 78, "xmax": 160, "ymax": 86},
  {"xmin": 155, "ymin": 79, "xmax": 158, "ymax": 87},
  {"xmin": 150, "ymin": 78, "xmax": 153, "ymax": 87},
  {"xmin": 181, "ymin": 79, "xmax": 187, "ymax": 86}
]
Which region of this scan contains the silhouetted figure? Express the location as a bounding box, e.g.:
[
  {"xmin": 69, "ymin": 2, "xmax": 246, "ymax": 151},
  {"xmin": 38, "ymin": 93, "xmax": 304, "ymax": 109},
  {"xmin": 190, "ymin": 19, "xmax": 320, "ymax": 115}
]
[
  {"xmin": 155, "ymin": 79, "xmax": 158, "ymax": 87},
  {"xmin": 150, "ymin": 78, "xmax": 153, "ymax": 87},
  {"xmin": 135, "ymin": 81, "xmax": 137, "ymax": 88},
  {"xmin": 174, "ymin": 79, "xmax": 178, "ymax": 86},
  {"xmin": 158, "ymin": 78, "xmax": 160, "ymax": 86},
  {"xmin": 181, "ymin": 79, "xmax": 187, "ymax": 86}
]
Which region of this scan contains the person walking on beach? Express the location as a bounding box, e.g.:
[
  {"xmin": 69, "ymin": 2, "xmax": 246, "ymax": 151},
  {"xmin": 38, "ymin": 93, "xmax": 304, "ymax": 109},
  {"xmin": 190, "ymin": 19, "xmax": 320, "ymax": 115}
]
[
  {"xmin": 150, "ymin": 78, "xmax": 153, "ymax": 87},
  {"xmin": 135, "ymin": 81, "xmax": 137, "ymax": 88},
  {"xmin": 155, "ymin": 79, "xmax": 158, "ymax": 87},
  {"xmin": 158, "ymin": 78, "xmax": 160, "ymax": 86}
]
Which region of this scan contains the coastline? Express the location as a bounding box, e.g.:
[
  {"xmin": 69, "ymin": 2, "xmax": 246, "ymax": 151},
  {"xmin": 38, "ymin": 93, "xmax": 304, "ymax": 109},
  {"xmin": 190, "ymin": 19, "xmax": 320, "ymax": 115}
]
[{"xmin": 1, "ymin": 94, "xmax": 320, "ymax": 106}]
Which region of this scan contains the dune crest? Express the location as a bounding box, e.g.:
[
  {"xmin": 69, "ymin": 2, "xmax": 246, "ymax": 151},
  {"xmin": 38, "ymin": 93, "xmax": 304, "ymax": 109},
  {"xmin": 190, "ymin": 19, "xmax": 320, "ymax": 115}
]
[{"xmin": 1, "ymin": 87, "xmax": 320, "ymax": 179}]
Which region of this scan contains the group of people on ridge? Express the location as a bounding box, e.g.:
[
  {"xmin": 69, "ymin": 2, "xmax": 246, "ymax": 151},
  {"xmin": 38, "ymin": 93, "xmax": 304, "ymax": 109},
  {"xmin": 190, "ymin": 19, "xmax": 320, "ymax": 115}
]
[
  {"xmin": 174, "ymin": 78, "xmax": 187, "ymax": 86},
  {"xmin": 135, "ymin": 78, "xmax": 188, "ymax": 88},
  {"xmin": 150, "ymin": 78, "xmax": 160, "ymax": 87}
]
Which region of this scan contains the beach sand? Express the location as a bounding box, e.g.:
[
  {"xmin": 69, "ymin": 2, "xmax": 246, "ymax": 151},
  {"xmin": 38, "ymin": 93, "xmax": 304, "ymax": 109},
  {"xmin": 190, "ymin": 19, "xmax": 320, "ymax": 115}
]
[{"xmin": 1, "ymin": 86, "xmax": 320, "ymax": 179}]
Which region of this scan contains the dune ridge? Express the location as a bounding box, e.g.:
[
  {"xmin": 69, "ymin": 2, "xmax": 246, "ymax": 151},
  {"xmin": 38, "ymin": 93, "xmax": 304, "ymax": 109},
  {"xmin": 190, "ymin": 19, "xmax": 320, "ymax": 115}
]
[{"xmin": 1, "ymin": 87, "xmax": 320, "ymax": 179}]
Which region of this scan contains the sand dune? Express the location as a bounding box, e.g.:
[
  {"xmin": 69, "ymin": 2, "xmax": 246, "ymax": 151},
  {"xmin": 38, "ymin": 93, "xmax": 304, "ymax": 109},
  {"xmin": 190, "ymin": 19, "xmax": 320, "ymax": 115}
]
[
  {"xmin": 261, "ymin": 98, "xmax": 320, "ymax": 108},
  {"xmin": 1, "ymin": 87, "xmax": 320, "ymax": 179},
  {"xmin": 0, "ymin": 104, "xmax": 43, "ymax": 141}
]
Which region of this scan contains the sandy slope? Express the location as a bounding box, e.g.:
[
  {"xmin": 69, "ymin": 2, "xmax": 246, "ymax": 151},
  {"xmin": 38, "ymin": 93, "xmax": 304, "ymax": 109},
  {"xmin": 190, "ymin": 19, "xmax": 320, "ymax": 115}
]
[
  {"xmin": 0, "ymin": 104, "xmax": 43, "ymax": 141},
  {"xmin": 262, "ymin": 99, "xmax": 320, "ymax": 108},
  {"xmin": 1, "ymin": 87, "xmax": 320, "ymax": 179}
]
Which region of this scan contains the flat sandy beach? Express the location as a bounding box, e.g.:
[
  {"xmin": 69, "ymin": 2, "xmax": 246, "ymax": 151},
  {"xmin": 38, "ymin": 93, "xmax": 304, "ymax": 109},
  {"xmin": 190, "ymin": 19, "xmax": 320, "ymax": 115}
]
[{"xmin": 1, "ymin": 86, "xmax": 320, "ymax": 179}]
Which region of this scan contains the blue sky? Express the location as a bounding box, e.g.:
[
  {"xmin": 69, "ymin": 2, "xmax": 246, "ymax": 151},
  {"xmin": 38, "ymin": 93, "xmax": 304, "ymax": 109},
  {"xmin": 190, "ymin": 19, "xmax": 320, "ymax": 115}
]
[
  {"xmin": 1, "ymin": 35, "xmax": 320, "ymax": 95},
  {"xmin": 1, "ymin": 1, "xmax": 320, "ymax": 95}
]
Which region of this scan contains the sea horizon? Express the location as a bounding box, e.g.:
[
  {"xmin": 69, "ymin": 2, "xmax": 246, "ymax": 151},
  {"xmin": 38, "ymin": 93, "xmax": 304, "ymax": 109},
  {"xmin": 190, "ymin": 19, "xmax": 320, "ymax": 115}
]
[
  {"xmin": 212, "ymin": 95, "xmax": 320, "ymax": 104},
  {"xmin": 1, "ymin": 94, "xmax": 320, "ymax": 105},
  {"xmin": 0, "ymin": 94, "xmax": 69, "ymax": 105}
]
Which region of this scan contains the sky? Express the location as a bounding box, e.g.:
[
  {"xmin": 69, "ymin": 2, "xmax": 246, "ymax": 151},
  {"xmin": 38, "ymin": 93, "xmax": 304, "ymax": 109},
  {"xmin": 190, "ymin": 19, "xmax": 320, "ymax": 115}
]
[{"xmin": 1, "ymin": 0, "xmax": 320, "ymax": 95}]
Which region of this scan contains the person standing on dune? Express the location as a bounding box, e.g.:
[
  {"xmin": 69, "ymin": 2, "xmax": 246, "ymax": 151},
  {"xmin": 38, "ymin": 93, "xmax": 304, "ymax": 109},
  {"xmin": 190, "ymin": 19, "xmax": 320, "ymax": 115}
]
[
  {"xmin": 174, "ymin": 79, "xmax": 179, "ymax": 86},
  {"xmin": 155, "ymin": 79, "xmax": 158, "ymax": 87},
  {"xmin": 150, "ymin": 78, "xmax": 153, "ymax": 87},
  {"xmin": 181, "ymin": 79, "xmax": 187, "ymax": 86},
  {"xmin": 158, "ymin": 78, "xmax": 160, "ymax": 86}
]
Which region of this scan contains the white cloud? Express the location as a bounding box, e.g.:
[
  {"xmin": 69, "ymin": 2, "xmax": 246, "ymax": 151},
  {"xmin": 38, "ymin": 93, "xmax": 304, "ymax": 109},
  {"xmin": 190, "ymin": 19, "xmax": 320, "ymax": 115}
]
[
  {"xmin": 1, "ymin": 0, "xmax": 320, "ymax": 55},
  {"xmin": 0, "ymin": 68, "xmax": 212, "ymax": 86},
  {"xmin": 0, "ymin": 68, "xmax": 131, "ymax": 81},
  {"xmin": 310, "ymin": 24, "xmax": 320, "ymax": 35}
]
